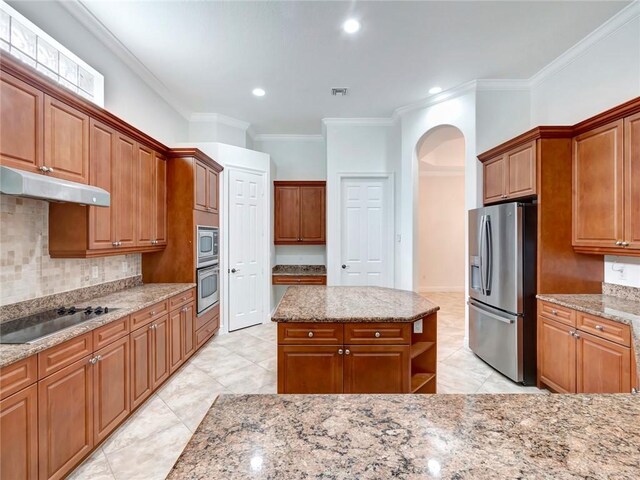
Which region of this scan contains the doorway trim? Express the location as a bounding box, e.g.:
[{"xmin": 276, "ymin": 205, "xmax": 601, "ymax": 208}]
[
  {"xmin": 333, "ymin": 172, "xmax": 395, "ymax": 287},
  {"xmin": 222, "ymin": 164, "xmax": 270, "ymax": 334}
]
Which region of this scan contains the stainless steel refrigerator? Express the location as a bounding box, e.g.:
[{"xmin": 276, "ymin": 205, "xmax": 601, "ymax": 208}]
[{"xmin": 468, "ymin": 202, "xmax": 537, "ymax": 385}]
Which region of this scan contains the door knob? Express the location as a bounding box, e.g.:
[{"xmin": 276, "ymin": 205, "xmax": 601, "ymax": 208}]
[
  {"xmin": 341, "ymin": 264, "xmax": 347, "ymax": 269},
  {"xmin": 231, "ymin": 268, "xmax": 238, "ymax": 273}
]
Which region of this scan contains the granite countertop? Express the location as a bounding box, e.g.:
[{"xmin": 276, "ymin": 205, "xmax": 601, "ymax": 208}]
[
  {"xmin": 271, "ymin": 286, "xmax": 439, "ymax": 323},
  {"xmin": 272, "ymin": 265, "xmax": 327, "ymax": 276},
  {"xmin": 0, "ymin": 283, "xmax": 195, "ymax": 368},
  {"xmin": 169, "ymin": 393, "xmax": 640, "ymax": 479},
  {"xmin": 537, "ymin": 293, "xmax": 640, "ymax": 368}
]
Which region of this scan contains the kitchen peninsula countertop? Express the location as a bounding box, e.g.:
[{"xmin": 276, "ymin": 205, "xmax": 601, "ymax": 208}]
[
  {"xmin": 271, "ymin": 286, "xmax": 439, "ymax": 323},
  {"xmin": 272, "ymin": 264, "xmax": 327, "ymax": 276},
  {"xmin": 0, "ymin": 283, "xmax": 195, "ymax": 368},
  {"xmin": 537, "ymin": 293, "xmax": 640, "ymax": 369},
  {"xmin": 169, "ymin": 393, "xmax": 640, "ymax": 479}
]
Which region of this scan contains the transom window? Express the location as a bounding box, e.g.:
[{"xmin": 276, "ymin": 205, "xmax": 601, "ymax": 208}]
[{"xmin": 0, "ymin": 1, "xmax": 104, "ymax": 106}]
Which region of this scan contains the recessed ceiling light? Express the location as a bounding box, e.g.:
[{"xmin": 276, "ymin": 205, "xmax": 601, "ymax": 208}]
[
  {"xmin": 429, "ymin": 86, "xmax": 443, "ymax": 95},
  {"xmin": 252, "ymin": 88, "xmax": 266, "ymax": 97},
  {"xmin": 343, "ymin": 19, "xmax": 361, "ymax": 34}
]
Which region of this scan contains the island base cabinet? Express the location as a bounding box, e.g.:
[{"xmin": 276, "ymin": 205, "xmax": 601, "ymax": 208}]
[
  {"xmin": 38, "ymin": 357, "xmax": 93, "ymax": 480},
  {"xmin": 576, "ymin": 331, "xmax": 630, "ymax": 394},
  {"xmin": 537, "ymin": 316, "xmax": 576, "ymax": 394},
  {"xmin": 0, "ymin": 384, "xmax": 38, "ymax": 480},
  {"xmin": 343, "ymin": 345, "xmax": 410, "ymax": 393},
  {"xmin": 278, "ymin": 346, "xmax": 343, "ymax": 394}
]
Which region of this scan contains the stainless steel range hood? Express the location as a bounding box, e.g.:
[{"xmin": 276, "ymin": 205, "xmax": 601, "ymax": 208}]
[{"xmin": 0, "ymin": 166, "xmax": 110, "ymax": 207}]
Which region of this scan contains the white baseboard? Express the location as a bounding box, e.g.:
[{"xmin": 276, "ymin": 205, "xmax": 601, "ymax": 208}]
[{"xmin": 418, "ymin": 286, "xmax": 465, "ymax": 293}]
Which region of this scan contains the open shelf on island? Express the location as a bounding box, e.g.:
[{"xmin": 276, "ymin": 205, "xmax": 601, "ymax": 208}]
[
  {"xmin": 411, "ymin": 373, "xmax": 436, "ymax": 393},
  {"xmin": 410, "ymin": 312, "xmax": 437, "ymax": 393},
  {"xmin": 411, "ymin": 341, "xmax": 435, "ymax": 359}
]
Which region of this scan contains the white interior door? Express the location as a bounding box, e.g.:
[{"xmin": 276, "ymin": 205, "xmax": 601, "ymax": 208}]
[
  {"xmin": 228, "ymin": 169, "xmax": 263, "ymax": 331},
  {"xmin": 340, "ymin": 177, "xmax": 392, "ymax": 287}
]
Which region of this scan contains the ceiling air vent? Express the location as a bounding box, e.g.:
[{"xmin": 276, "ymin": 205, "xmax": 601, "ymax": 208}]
[{"xmin": 331, "ymin": 88, "xmax": 348, "ymax": 96}]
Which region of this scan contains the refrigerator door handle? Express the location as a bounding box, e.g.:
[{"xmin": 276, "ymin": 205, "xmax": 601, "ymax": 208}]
[
  {"xmin": 484, "ymin": 215, "xmax": 493, "ymax": 295},
  {"xmin": 478, "ymin": 215, "xmax": 486, "ymax": 295},
  {"xmin": 468, "ymin": 301, "xmax": 515, "ymax": 324}
]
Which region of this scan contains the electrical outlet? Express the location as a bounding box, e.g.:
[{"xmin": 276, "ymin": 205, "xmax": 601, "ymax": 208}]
[
  {"xmin": 121, "ymin": 261, "xmax": 128, "ymax": 273},
  {"xmin": 413, "ymin": 319, "xmax": 423, "ymax": 334},
  {"xmin": 91, "ymin": 266, "xmax": 99, "ymax": 279}
]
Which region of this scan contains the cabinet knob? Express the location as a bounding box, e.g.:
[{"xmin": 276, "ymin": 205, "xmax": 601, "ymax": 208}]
[
  {"xmin": 112, "ymin": 241, "xmax": 118, "ymax": 247},
  {"xmin": 89, "ymin": 356, "xmax": 98, "ymax": 365},
  {"xmin": 149, "ymin": 311, "xmax": 156, "ymax": 316},
  {"xmin": 616, "ymin": 241, "xmax": 623, "ymax": 246},
  {"xmin": 551, "ymin": 309, "xmax": 558, "ymax": 315},
  {"xmin": 47, "ymin": 167, "xmax": 54, "ymax": 174},
  {"xmin": 345, "ymin": 349, "xmax": 350, "ymax": 355},
  {"xmin": 569, "ymin": 330, "xmax": 575, "ymax": 336},
  {"xmin": 632, "ymin": 387, "xmax": 638, "ymax": 394},
  {"xmin": 338, "ymin": 349, "xmax": 343, "ymax": 355},
  {"xmin": 622, "ymin": 242, "xmax": 630, "ymax": 247},
  {"xmin": 374, "ymin": 332, "xmax": 381, "ymax": 338},
  {"xmin": 573, "ymin": 332, "xmax": 580, "ymax": 339},
  {"xmin": 595, "ymin": 325, "xmax": 604, "ymax": 331},
  {"xmin": 308, "ymin": 331, "xmax": 314, "ymax": 338}
]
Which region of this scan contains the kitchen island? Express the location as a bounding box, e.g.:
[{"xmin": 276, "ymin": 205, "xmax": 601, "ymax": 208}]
[
  {"xmin": 271, "ymin": 286, "xmax": 439, "ymax": 394},
  {"xmin": 169, "ymin": 393, "xmax": 640, "ymax": 479}
]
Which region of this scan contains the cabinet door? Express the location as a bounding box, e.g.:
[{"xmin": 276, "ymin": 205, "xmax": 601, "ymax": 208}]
[
  {"xmin": 277, "ymin": 345, "xmax": 343, "ymax": 393},
  {"xmin": 194, "ymin": 161, "xmax": 208, "ymax": 211},
  {"xmin": 0, "ymin": 73, "xmax": 43, "ymax": 172},
  {"xmin": 576, "ymin": 330, "xmax": 630, "ymax": 394},
  {"xmin": 632, "ymin": 344, "xmax": 639, "ymax": 392},
  {"xmin": 130, "ymin": 326, "xmax": 153, "ymax": 410},
  {"xmin": 483, "ymin": 155, "xmax": 506, "ymax": 204},
  {"xmin": 625, "ymin": 112, "xmax": 640, "ymax": 250},
  {"xmin": 207, "ymin": 167, "xmax": 219, "ymax": 213},
  {"xmin": 39, "ymin": 357, "xmax": 93, "ymax": 480},
  {"xmin": 299, "ymin": 185, "xmax": 326, "ymax": 243},
  {"xmin": 274, "ymin": 186, "xmax": 301, "ymax": 243},
  {"xmin": 182, "ymin": 303, "xmax": 196, "ymax": 360},
  {"xmin": 505, "ymin": 141, "xmax": 536, "ymax": 199},
  {"xmin": 88, "ymin": 120, "xmax": 116, "ymax": 249},
  {"xmin": 573, "ymin": 120, "xmax": 624, "ymax": 249},
  {"xmin": 94, "ymin": 336, "xmax": 130, "ymax": 444},
  {"xmin": 137, "ymin": 145, "xmax": 155, "ymax": 246},
  {"xmin": 169, "ymin": 309, "xmax": 184, "ymax": 374},
  {"xmin": 43, "ymin": 95, "xmax": 89, "ymax": 184},
  {"xmin": 0, "ymin": 384, "xmax": 38, "ymax": 480},
  {"xmin": 343, "ymin": 345, "xmax": 410, "ymax": 393},
  {"xmin": 114, "ymin": 135, "xmax": 137, "ymax": 248},
  {"xmin": 152, "ymin": 315, "xmax": 171, "ymax": 389},
  {"xmin": 154, "ymin": 152, "xmax": 167, "ymax": 245},
  {"xmin": 538, "ymin": 316, "xmax": 576, "ymax": 393}
]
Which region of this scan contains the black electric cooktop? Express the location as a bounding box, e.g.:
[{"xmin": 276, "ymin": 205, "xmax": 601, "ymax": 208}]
[{"xmin": 0, "ymin": 306, "xmax": 118, "ymax": 344}]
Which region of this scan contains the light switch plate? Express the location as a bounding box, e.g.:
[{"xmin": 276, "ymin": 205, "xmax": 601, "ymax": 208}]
[{"xmin": 413, "ymin": 319, "xmax": 423, "ymax": 334}]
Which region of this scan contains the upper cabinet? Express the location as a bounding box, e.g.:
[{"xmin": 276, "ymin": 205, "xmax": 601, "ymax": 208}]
[
  {"xmin": 482, "ymin": 141, "xmax": 536, "ymax": 205},
  {"xmin": 573, "ymin": 109, "xmax": 640, "ymax": 256},
  {"xmin": 274, "ymin": 181, "xmax": 326, "ymax": 245},
  {"xmin": 194, "ymin": 161, "xmax": 219, "ymax": 214},
  {"xmin": 137, "ymin": 146, "xmax": 167, "ymax": 247}
]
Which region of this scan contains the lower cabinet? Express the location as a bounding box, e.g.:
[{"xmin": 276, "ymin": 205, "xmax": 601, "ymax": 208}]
[
  {"xmin": 0, "ymin": 384, "xmax": 38, "ymax": 480},
  {"xmin": 151, "ymin": 314, "xmax": 171, "ymax": 389},
  {"xmin": 278, "ymin": 345, "xmax": 343, "ymax": 394},
  {"xmin": 576, "ymin": 330, "xmax": 630, "ymax": 394},
  {"xmin": 130, "ymin": 326, "xmax": 153, "ymax": 410},
  {"xmin": 169, "ymin": 302, "xmax": 196, "ymax": 373},
  {"xmin": 343, "ymin": 345, "xmax": 410, "ymax": 393},
  {"xmin": 182, "ymin": 303, "xmax": 196, "ymax": 360},
  {"xmin": 538, "ymin": 316, "xmax": 576, "ymax": 394},
  {"xmin": 38, "ymin": 357, "xmax": 94, "ymax": 480}
]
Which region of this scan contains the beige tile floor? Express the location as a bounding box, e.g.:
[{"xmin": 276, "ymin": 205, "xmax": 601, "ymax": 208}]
[{"xmin": 70, "ymin": 291, "xmax": 542, "ymax": 480}]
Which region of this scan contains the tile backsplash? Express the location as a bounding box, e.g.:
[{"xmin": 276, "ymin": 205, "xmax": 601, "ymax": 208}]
[{"xmin": 0, "ymin": 194, "xmax": 141, "ymax": 306}]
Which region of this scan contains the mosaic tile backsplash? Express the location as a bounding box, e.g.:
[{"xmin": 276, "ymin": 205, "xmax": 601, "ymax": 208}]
[{"xmin": 0, "ymin": 195, "xmax": 141, "ymax": 306}]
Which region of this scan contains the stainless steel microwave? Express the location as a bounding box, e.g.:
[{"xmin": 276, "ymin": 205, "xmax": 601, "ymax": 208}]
[{"xmin": 197, "ymin": 226, "xmax": 219, "ymax": 268}]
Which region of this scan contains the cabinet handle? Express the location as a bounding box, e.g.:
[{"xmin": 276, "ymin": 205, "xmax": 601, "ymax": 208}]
[
  {"xmin": 595, "ymin": 325, "xmax": 604, "ymax": 331},
  {"xmin": 632, "ymin": 387, "xmax": 638, "ymax": 394},
  {"xmin": 38, "ymin": 166, "xmax": 48, "ymax": 173},
  {"xmin": 308, "ymin": 331, "xmax": 314, "ymax": 338},
  {"xmin": 89, "ymin": 356, "xmax": 98, "ymax": 365},
  {"xmin": 616, "ymin": 241, "xmax": 623, "ymax": 246},
  {"xmin": 112, "ymin": 241, "xmax": 118, "ymax": 247},
  {"xmin": 338, "ymin": 349, "xmax": 343, "ymax": 355},
  {"xmin": 573, "ymin": 332, "xmax": 580, "ymax": 339},
  {"xmin": 622, "ymin": 242, "xmax": 630, "ymax": 247},
  {"xmin": 569, "ymin": 330, "xmax": 575, "ymax": 336},
  {"xmin": 374, "ymin": 332, "xmax": 381, "ymax": 338},
  {"xmin": 149, "ymin": 311, "xmax": 156, "ymax": 316},
  {"xmin": 345, "ymin": 349, "xmax": 350, "ymax": 355},
  {"xmin": 47, "ymin": 167, "xmax": 54, "ymax": 174},
  {"xmin": 551, "ymin": 309, "xmax": 558, "ymax": 315}
]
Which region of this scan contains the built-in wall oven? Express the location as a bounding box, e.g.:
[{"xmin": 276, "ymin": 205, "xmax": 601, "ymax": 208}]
[
  {"xmin": 197, "ymin": 264, "xmax": 219, "ymax": 314},
  {"xmin": 197, "ymin": 226, "xmax": 219, "ymax": 268}
]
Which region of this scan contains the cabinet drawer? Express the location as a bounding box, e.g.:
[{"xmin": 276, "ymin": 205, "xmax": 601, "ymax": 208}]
[
  {"xmin": 93, "ymin": 316, "xmax": 130, "ymax": 350},
  {"xmin": 38, "ymin": 333, "xmax": 93, "ymax": 379},
  {"xmin": 0, "ymin": 356, "xmax": 37, "ymax": 400},
  {"xmin": 577, "ymin": 312, "xmax": 630, "ymax": 347},
  {"xmin": 169, "ymin": 289, "xmax": 195, "ymax": 311},
  {"xmin": 278, "ymin": 323, "xmax": 344, "ymax": 345},
  {"xmin": 196, "ymin": 315, "xmax": 219, "ymax": 349},
  {"xmin": 195, "ymin": 304, "xmax": 218, "ymax": 331},
  {"xmin": 344, "ymin": 323, "xmax": 411, "ymax": 345},
  {"xmin": 130, "ymin": 300, "xmax": 168, "ymax": 331},
  {"xmin": 538, "ymin": 300, "xmax": 576, "ymax": 326},
  {"xmin": 272, "ymin": 275, "xmax": 326, "ymax": 285}
]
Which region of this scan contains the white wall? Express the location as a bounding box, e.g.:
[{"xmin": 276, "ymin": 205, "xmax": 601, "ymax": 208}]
[
  {"xmin": 476, "ymin": 88, "xmax": 531, "ymax": 154},
  {"xmin": 188, "ymin": 119, "xmax": 248, "ymax": 148},
  {"xmin": 8, "ymin": 0, "xmax": 188, "ymax": 146}
]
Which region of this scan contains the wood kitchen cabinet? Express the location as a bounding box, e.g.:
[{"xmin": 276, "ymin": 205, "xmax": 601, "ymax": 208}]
[
  {"xmin": 38, "ymin": 357, "xmax": 94, "ymax": 480},
  {"xmin": 576, "ymin": 330, "xmax": 630, "ymax": 394},
  {"xmin": 537, "ymin": 315, "xmax": 576, "ymax": 394},
  {"xmin": 137, "ymin": 147, "xmax": 167, "ymax": 247},
  {"xmin": 112, "ymin": 133, "xmax": 138, "ymax": 248},
  {"xmin": 168, "ymin": 302, "xmax": 196, "ymax": 374},
  {"xmin": 151, "ymin": 314, "xmax": 171, "ymax": 389},
  {"xmin": 278, "ymin": 345, "xmax": 343, "ymax": 394},
  {"xmin": 130, "ymin": 326, "xmax": 153, "ymax": 410},
  {"xmin": 482, "ymin": 141, "xmax": 536, "ymax": 205},
  {"xmin": 274, "ymin": 181, "xmax": 326, "ymax": 245},
  {"xmin": 624, "ymin": 112, "xmax": 640, "ymax": 250},
  {"xmin": 195, "ymin": 160, "xmax": 220, "ymax": 214},
  {"xmin": 0, "ymin": 384, "xmax": 38, "ymax": 480},
  {"xmin": 343, "ymin": 345, "xmax": 410, "ymax": 393},
  {"xmin": 0, "ymin": 72, "xmax": 43, "ymax": 173}
]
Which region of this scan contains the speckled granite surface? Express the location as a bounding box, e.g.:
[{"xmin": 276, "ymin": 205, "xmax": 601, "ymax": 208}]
[
  {"xmin": 272, "ymin": 264, "xmax": 327, "ymax": 276},
  {"xmin": 272, "ymin": 286, "xmax": 439, "ymax": 323},
  {"xmin": 0, "ymin": 275, "xmax": 143, "ymax": 323},
  {"xmin": 537, "ymin": 293, "xmax": 640, "ymax": 371},
  {"xmin": 169, "ymin": 394, "xmax": 640, "ymax": 479},
  {"xmin": 0, "ymin": 283, "xmax": 195, "ymax": 368},
  {"xmin": 602, "ymin": 283, "xmax": 640, "ymax": 302}
]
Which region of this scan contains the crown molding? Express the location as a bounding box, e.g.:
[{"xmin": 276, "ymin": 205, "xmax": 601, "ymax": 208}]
[
  {"xmin": 61, "ymin": 0, "xmax": 192, "ymax": 120},
  {"xmin": 189, "ymin": 112, "xmax": 251, "ymax": 130},
  {"xmin": 529, "ymin": 1, "xmax": 640, "ymax": 87},
  {"xmin": 253, "ymin": 134, "xmax": 325, "ymax": 142},
  {"xmin": 393, "ymin": 80, "xmax": 478, "ymax": 118},
  {"xmin": 476, "ymin": 79, "xmax": 531, "ymax": 91},
  {"xmin": 321, "ymin": 117, "xmax": 396, "ymax": 127}
]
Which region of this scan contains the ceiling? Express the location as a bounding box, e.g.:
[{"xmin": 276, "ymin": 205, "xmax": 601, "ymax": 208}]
[{"xmin": 76, "ymin": 0, "xmax": 629, "ymax": 134}]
